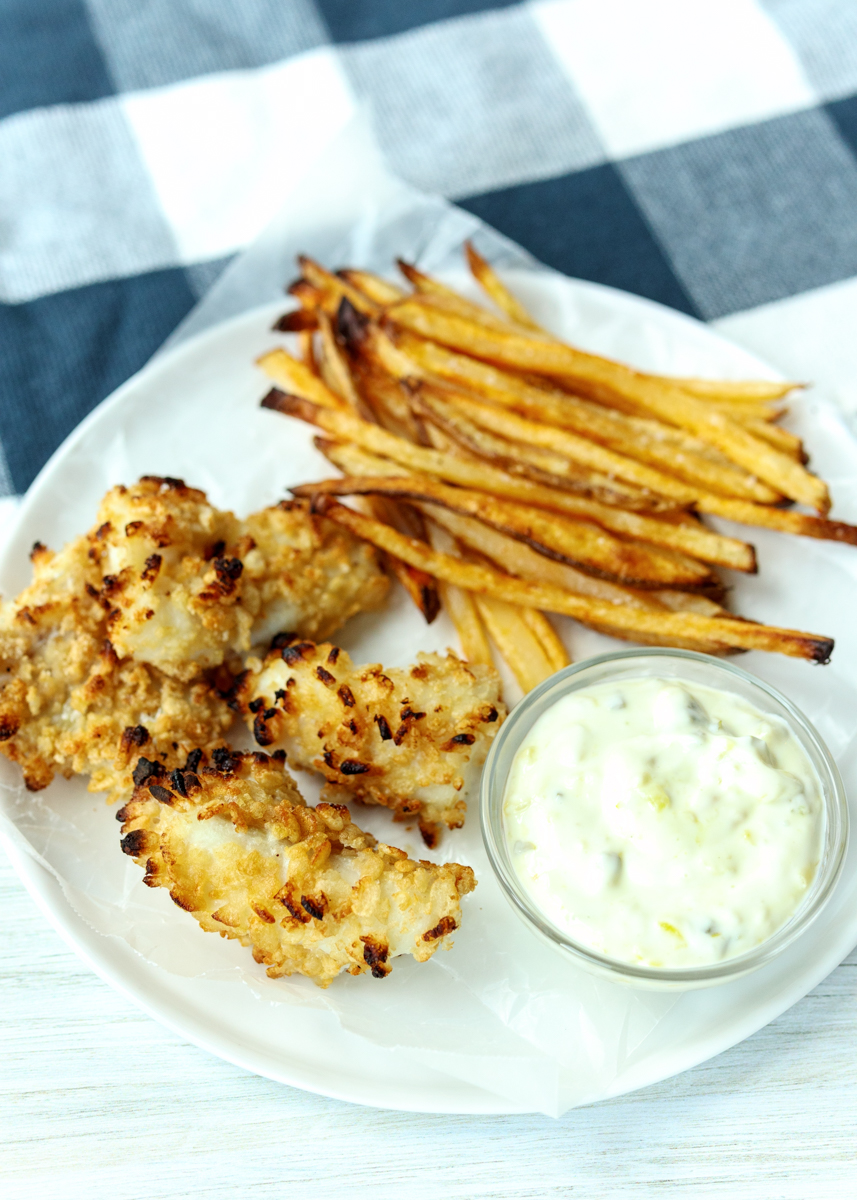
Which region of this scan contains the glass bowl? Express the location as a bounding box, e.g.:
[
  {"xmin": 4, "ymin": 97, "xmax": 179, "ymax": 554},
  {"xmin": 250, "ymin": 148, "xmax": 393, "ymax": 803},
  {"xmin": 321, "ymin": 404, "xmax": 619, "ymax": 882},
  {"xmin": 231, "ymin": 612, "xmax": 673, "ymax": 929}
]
[{"xmin": 480, "ymin": 649, "xmax": 849, "ymax": 990}]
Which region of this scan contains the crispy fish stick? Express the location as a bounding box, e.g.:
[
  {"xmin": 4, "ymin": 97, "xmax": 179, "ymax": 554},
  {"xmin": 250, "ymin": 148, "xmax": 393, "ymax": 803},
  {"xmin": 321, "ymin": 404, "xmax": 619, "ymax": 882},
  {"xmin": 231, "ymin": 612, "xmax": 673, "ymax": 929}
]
[
  {"xmin": 119, "ymin": 749, "xmax": 476, "ymax": 988},
  {"xmin": 88, "ymin": 478, "xmax": 388, "ymax": 680},
  {"xmin": 0, "ymin": 538, "xmax": 232, "ymax": 797},
  {"xmin": 236, "ymin": 637, "xmax": 505, "ymax": 846}
]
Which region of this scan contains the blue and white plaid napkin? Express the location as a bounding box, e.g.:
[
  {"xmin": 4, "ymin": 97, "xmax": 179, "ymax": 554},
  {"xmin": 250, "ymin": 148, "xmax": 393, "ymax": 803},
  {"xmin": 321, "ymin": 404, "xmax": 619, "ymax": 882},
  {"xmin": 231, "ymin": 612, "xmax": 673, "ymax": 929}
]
[{"xmin": 3, "ymin": 0, "xmax": 857, "ymax": 507}]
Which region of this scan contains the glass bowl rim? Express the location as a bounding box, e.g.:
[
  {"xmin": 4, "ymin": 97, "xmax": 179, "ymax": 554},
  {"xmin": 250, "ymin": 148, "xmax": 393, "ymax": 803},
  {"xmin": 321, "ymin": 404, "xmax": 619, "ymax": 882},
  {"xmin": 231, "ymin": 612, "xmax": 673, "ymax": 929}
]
[{"xmin": 479, "ymin": 647, "xmax": 849, "ymax": 986}]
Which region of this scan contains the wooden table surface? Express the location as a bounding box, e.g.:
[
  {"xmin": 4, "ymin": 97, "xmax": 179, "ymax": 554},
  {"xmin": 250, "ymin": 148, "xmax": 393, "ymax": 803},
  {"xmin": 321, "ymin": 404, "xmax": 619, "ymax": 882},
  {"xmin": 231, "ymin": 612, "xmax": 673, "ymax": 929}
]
[{"xmin": 3, "ymin": 846, "xmax": 857, "ymax": 1200}]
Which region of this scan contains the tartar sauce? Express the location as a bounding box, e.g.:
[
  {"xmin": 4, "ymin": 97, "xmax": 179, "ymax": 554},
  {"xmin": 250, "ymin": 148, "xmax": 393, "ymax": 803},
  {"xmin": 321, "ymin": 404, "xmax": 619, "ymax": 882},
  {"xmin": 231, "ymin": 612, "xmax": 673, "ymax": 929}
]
[{"xmin": 504, "ymin": 677, "xmax": 824, "ymax": 968}]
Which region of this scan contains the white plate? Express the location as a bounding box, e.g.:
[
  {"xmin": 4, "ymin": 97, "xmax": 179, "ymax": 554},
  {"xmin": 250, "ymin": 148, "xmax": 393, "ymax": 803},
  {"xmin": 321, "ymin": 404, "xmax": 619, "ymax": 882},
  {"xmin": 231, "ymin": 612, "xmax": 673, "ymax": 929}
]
[{"xmin": 4, "ymin": 270, "xmax": 857, "ymax": 1116}]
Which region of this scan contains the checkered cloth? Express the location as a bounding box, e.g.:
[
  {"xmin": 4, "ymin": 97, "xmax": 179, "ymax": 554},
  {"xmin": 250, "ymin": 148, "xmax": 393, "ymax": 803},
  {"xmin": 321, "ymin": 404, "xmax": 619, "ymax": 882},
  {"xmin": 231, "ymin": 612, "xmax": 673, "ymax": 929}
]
[{"xmin": 3, "ymin": 0, "xmax": 857, "ymax": 500}]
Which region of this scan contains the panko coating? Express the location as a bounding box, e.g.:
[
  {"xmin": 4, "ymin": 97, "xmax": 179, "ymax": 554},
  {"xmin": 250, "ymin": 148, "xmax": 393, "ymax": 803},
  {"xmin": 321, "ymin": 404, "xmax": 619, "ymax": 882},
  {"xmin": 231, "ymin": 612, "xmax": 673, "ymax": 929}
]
[
  {"xmin": 0, "ymin": 534, "xmax": 232, "ymax": 798},
  {"xmin": 236, "ymin": 637, "xmax": 506, "ymax": 846},
  {"xmin": 87, "ymin": 477, "xmax": 245, "ymax": 682},
  {"xmin": 1, "ymin": 477, "xmax": 389, "ymax": 796},
  {"xmin": 88, "ymin": 478, "xmax": 388, "ymax": 680},
  {"xmin": 238, "ymin": 502, "xmax": 390, "ymax": 649},
  {"xmin": 119, "ymin": 749, "xmax": 476, "ymax": 987}
]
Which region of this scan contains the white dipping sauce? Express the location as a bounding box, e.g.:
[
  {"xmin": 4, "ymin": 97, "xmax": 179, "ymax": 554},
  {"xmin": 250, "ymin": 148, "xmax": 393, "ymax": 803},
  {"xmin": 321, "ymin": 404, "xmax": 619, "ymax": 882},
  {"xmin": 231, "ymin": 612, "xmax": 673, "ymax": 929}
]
[{"xmin": 504, "ymin": 677, "xmax": 825, "ymax": 968}]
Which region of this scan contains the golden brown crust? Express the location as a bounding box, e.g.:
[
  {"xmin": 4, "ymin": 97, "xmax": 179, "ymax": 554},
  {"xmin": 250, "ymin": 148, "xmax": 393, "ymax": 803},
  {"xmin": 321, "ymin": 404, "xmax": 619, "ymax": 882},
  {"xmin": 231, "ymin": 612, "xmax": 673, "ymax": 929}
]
[
  {"xmin": 239, "ymin": 500, "xmax": 390, "ymax": 648},
  {"xmin": 119, "ymin": 749, "xmax": 476, "ymax": 987},
  {"xmin": 1, "ymin": 478, "xmax": 389, "ymax": 797},
  {"xmin": 87, "ymin": 477, "xmax": 248, "ymax": 682},
  {"xmin": 86, "ymin": 479, "xmax": 388, "ymax": 680},
  {"xmin": 236, "ymin": 638, "xmax": 505, "ymax": 845},
  {"xmin": 0, "ymin": 524, "xmax": 232, "ymax": 799}
]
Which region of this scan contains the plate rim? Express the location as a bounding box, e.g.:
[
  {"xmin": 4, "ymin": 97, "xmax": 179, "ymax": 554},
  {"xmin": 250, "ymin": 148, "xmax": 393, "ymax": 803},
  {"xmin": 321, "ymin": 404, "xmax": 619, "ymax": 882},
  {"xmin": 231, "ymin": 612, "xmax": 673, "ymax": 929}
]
[{"xmin": 0, "ymin": 832, "xmax": 517, "ymax": 1115}]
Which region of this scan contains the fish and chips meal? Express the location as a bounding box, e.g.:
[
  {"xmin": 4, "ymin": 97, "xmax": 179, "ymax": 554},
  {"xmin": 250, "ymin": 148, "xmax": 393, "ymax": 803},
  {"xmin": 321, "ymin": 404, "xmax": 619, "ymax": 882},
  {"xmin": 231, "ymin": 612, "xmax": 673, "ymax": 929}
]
[{"xmin": 2, "ymin": 245, "xmax": 853, "ymax": 987}]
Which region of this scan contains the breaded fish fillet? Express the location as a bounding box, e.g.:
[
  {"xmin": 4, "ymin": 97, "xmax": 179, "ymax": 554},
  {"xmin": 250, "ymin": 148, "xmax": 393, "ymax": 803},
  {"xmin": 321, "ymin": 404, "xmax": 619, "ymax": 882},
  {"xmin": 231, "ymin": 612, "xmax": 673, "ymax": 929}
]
[
  {"xmin": 237, "ymin": 638, "xmax": 505, "ymax": 846},
  {"xmin": 88, "ymin": 477, "xmax": 388, "ymax": 680},
  {"xmin": 0, "ymin": 537, "xmax": 232, "ymax": 798},
  {"xmin": 119, "ymin": 749, "xmax": 476, "ymax": 987},
  {"xmin": 239, "ymin": 503, "xmax": 390, "ymax": 650}
]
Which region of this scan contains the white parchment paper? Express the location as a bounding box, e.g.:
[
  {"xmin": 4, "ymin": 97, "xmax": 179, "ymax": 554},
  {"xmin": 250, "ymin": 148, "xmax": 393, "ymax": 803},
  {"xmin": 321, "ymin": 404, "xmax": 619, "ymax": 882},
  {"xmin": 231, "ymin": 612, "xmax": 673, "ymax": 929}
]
[{"xmin": 4, "ymin": 115, "xmax": 857, "ymax": 1117}]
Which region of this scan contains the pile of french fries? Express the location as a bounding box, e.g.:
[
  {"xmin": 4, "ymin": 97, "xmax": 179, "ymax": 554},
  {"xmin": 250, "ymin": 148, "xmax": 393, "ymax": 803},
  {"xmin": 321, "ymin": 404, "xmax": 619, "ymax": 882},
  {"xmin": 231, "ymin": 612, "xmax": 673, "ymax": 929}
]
[{"xmin": 256, "ymin": 246, "xmax": 852, "ymax": 692}]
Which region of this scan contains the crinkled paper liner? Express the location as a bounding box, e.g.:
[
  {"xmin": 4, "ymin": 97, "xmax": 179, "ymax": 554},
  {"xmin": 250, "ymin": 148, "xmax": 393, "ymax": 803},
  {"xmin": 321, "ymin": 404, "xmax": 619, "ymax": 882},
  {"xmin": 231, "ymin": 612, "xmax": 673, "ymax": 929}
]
[{"xmin": 4, "ymin": 115, "xmax": 857, "ymax": 1117}]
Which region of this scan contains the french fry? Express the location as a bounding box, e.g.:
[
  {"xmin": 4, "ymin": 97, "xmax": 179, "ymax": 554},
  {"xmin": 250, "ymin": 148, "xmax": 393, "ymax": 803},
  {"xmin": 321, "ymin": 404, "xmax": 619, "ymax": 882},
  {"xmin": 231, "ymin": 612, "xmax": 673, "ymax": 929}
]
[
  {"xmin": 418, "ymin": 397, "xmax": 854, "ymax": 544},
  {"xmin": 366, "ymin": 491, "xmax": 441, "ymax": 624},
  {"xmin": 317, "ymin": 311, "xmax": 363, "ymax": 412},
  {"xmin": 412, "ymin": 393, "xmax": 681, "ymax": 510},
  {"xmin": 354, "ymin": 361, "xmax": 429, "ymax": 444},
  {"xmin": 383, "ymin": 300, "xmax": 830, "ymax": 512},
  {"xmin": 312, "ymin": 437, "xmax": 750, "ymax": 570},
  {"xmin": 462, "ymin": 390, "xmax": 779, "ymax": 503},
  {"xmin": 423, "ymin": 387, "xmax": 815, "ymax": 533},
  {"xmin": 396, "ymin": 262, "xmax": 535, "ymax": 336},
  {"xmin": 382, "ymin": 550, "xmax": 441, "ymax": 624},
  {"xmin": 310, "ymin": 499, "xmax": 833, "ymax": 663},
  {"xmin": 412, "ymin": 396, "xmax": 762, "ymax": 570},
  {"xmin": 297, "ymin": 256, "xmax": 380, "ymax": 317},
  {"xmin": 374, "ymin": 330, "xmax": 780, "ymax": 503},
  {"xmin": 420, "ymin": 505, "xmax": 663, "ymax": 607},
  {"xmin": 464, "ymin": 242, "xmax": 542, "ymax": 331},
  {"xmin": 257, "ymin": 349, "xmax": 346, "ymax": 411},
  {"xmin": 272, "ymin": 308, "xmax": 319, "ymax": 333},
  {"xmin": 358, "ymin": 324, "xmax": 695, "ymax": 506},
  {"xmin": 652, "ymin": 590, "xmax": 729, "ymax": 617},
  {"xmin": 441, "ymin": 579, "xmax": 493, "ymax": 663},
  {"xmin": 330, "ymin": 301, "xmax": 430, "ymax": 443},
  {"xmin": 696, "ymin": 494, "xmax": 857, "ymax": 544},
  {"xmin": 741, "ymin": 417, "xmax": 806, "ymax": 461},
  {"xmin": 319, "ymin": 432, "xmax": 744, "ymax": 652},
  {"xmin": 396, "ymin": 260, "xmax": 504, "ymax": 320},
  {"xmin": 418, "ymin": 384, "xmax": 716, "ymax": 504},
  {"xmin": 367, "ymin": 326, "xmax": 694, "ymax": 506},
  {"xmin": 421, "ymin": 507, "xmax": 734, "ymax": 654},
  {"xmin": 715, "ymin": 401, "xmax": 787, "ymax": 423},
  {"xmin": 268, "ymin": 390, "xmax": 857, "ymax": 546},
  {"xmin": 536, "ymin": 365, "xmax": 785, "ymax": 424},
  {"xmin": 520, "ymin": 608, "xmax": 570, "ymax": 672},
  {"xmin": 266, "ymin": 392, "xmax": 688, "ymax": 518},
  {"xmin": 433, "ymin": 514, "xmax": 569, "ymax": 687},
  {"xmin": 316, "ymin": 333, "xmax": 348, "ymax": 401},
  {"xmin": 420, "ymin": 506, "xmax": 727, "ymax": 613},
  {"xmin": 425, "ymin": 522, "xmax": 493, "ymax": 665},
  {"xmin": 308, "ymin": 329, "xmax": 440, "ymax": 624},
  {"xmin": 292, "ymin": 465, "xmax": 752, "ymax": 576},
  {"xmin": 258, "ymin": 252, "xmax": 853, "ymax": 672},
  {"xmin": 472, "ymin": 593, "xmax": 561, "ymax": 692},
  {"xmin": 337, "ymin": 268, "xmax": 406, "ymax": 307},
  {"xmin": 297, "ymin": 330, "xmax": 316, "ymax": 373},
  {"xmin": 364, "ymin": 322, "xmax": 432, "ymax": 382},
  {"xmin": 292, "ymin": 476, "xmax": 720, "ymax": 590},
  {"xmin": 669, "ymin": 377, "xmax": 803, "ymax": 404},
  {"xmin": 460, "ymin": 248, "xmax": 803, "ymax": 413},
  {"xmin": 388, "ymin": 325, "xmax": 783, "ymax": 438},
  {"xmin": 286, "ymin": 279, "xmax": 326, "ymax": 311}
]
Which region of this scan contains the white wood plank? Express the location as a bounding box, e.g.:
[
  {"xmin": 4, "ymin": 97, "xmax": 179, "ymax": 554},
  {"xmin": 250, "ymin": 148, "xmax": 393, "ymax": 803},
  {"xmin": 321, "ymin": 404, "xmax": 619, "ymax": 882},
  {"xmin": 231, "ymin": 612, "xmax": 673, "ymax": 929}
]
[{"xmin": 3, "ymin": 846, "xmax": 857, "ymax": 1200}]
